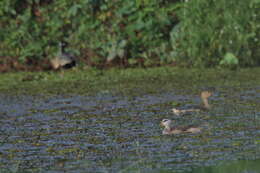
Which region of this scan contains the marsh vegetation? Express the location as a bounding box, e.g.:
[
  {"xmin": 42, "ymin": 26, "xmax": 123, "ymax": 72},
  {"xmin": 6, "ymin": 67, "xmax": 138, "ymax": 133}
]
[{"xmin": 0, "ymin": 67, "xmax": 259, "ymax": 172}]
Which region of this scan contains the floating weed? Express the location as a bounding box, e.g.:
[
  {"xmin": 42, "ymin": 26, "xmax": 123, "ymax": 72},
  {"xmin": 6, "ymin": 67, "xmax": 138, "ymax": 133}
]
[
  {"xmin": 255, "ymin": 140, "xmax": 260, "ymax": 145},
  {"xmin": 42, "ymin": 109, "xmax": 61, "ymax": 113},
  {"xmin": 57, "ymin": 147, "xmax": 81, "ymax": 155},
  {"xmin": 46, "ymin": 147, "xmax": 56, "ymax": 154},
  {"xmin": 0, "ymin": 68, "xmax": 260, "ymax": 172},
  {"xmin": 232, "ymin": 141, "xmax": 243, "ymax": 147}
]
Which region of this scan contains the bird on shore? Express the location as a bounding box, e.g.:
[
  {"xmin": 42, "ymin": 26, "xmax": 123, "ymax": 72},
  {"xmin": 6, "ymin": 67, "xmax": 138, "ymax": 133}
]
[
  {"xmin": 50, "ymin": 42, "xmax": 76, "ymax": 70},
  {"xmin": 172, "ymin": 90, "xmax": 213, "ymax": 116},
  {"xmin": 160, "ymin": 119, "xmax": 202, "ymax": 135}
]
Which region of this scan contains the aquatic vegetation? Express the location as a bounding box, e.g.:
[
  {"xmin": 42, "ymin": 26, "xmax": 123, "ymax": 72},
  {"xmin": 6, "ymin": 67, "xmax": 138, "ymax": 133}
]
[{"xmin": 0, "ymin": 67, "xmax": 260, "ymax": 172}]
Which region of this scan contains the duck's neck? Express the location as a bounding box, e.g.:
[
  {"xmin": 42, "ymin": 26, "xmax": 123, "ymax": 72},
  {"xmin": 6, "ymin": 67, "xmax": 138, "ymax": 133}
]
[
  {"xmin": 59, "ymin": 42, "xmax": 66, "ymax": 54},
  {"xmin": 202, "ymin": 97, "xmax": 210, "ymax": 109}
]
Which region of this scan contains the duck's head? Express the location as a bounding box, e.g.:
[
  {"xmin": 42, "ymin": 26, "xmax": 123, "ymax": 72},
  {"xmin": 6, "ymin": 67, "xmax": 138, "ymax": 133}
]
[
  {"xmin": 200, "ymin": 91, "xmax": 212, "ymax": 99},
  {"xmin": 161, "ymin": 119, "xmax": 173, "ymax": 129}
]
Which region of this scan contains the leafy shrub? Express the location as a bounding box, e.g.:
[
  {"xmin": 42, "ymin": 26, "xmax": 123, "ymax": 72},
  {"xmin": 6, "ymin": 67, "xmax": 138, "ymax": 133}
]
[
  {"xmin": 0, "ymin": 0, "xmax": 259, "ymax": 70},
  {"xmin": 174, "ymin": 0, "xmax": 259, "ymax": 67},
  {"xmin": 0, "ymin": 0, "xmax": 179, "ymax": 67}
]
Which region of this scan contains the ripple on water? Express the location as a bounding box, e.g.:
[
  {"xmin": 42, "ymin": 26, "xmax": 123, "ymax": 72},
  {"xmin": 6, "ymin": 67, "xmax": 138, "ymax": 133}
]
[{"xmin": 0, "ymin": 88, "xmax": 259, "ymax": 172}]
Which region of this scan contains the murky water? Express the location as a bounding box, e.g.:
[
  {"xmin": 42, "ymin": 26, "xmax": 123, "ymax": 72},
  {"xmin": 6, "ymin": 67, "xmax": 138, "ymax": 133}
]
[{"xmin": 0, "ymin": 86, "xmax": 259, "ymax": 172}]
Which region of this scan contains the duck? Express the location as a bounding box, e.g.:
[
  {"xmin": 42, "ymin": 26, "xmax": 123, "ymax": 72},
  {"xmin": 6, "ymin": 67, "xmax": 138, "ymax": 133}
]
[
  {"xmin": 172, "ymin": 90, "xmax": 213, "ymax": 116},
  {"xmin": 160, "ymin": 119, "xmax": 202, "ymax": 135},
  {"xmin": 50, "ymin": 42, "xmax": 76, "ymax": 70}
]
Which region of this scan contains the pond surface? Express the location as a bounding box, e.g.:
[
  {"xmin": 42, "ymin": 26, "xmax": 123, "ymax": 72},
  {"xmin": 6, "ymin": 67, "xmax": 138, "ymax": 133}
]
[{"xmin": 0, "ymin": 81, "xmax": 260, "ymax": 172}]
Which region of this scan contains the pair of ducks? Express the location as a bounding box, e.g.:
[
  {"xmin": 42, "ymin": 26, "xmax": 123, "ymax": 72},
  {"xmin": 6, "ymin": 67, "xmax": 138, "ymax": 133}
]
[{"xmin": 161, "ymin": 91, "xmax": 213, "ymax": 135}]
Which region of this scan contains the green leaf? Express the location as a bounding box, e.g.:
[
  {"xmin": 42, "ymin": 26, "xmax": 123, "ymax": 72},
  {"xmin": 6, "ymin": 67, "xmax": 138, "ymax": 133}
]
[{"xmin": 220, "ymin": 52, "xmax": 239, "ymax": 66}]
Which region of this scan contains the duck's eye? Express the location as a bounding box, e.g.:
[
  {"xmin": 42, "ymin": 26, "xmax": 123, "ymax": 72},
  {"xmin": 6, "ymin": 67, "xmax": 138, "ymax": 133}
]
[{"xmin": 162, "ymin": 119, "xmax": 169, "ymax": 123}]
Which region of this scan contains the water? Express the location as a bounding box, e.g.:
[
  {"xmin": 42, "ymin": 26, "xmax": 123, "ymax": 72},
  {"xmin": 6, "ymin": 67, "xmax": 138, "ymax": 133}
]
[
  {"xmin": 0, "ymin": 86, "xmax": 259, "ymax": 172},
  {"xmin": 188, "ymin": 159, "xmax": 260, "ymax": 173}
]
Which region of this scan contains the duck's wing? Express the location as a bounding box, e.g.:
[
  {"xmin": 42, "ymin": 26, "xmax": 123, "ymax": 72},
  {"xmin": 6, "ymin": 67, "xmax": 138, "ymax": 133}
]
[
  {"xmin": 186, "ymin": 127, "xmax": 202, "ymax": 133},
  {"xmin": 164, "ymin": 127, "xmax": 182, "ymax": 135},
  {"xmin": 172, "ymin": 106, "xmax": 201, "ymax": 115},
  {"xmin": 176, "ymin": 124, "xmax": 199, "ymax": 130},
  {"xmin": 177, "ymin": 125, "xmax": 192, "ymax": 130}
]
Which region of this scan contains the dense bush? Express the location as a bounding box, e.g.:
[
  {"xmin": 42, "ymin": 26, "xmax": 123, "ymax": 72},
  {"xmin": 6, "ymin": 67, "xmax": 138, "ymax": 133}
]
[
  {"xmin": 0, "ymin": 0, "xmax": 259, "ymax": 70},
  {"xmin": 174, "ymin": 0, "xmax": 259, "ymax": 67}
]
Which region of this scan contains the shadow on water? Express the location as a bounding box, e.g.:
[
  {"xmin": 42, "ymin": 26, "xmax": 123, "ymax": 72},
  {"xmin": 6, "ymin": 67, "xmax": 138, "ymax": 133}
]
[{"xmin": 0, "ymin": 85, "xmax": 259, "ymax": 172}]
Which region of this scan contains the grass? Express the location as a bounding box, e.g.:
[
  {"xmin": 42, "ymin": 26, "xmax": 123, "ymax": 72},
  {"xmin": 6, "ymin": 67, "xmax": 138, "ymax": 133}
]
[{"xmin": 1, "ymin": 67, "xmax": 260, "ymax": 96}]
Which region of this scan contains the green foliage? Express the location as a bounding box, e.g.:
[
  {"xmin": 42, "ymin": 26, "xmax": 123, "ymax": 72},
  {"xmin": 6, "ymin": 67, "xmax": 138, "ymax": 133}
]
[
  {"xmin": 175, "ymin": 0, "xmax": 259, "ymax": 67},
  {"xmin": 0, "ymin": 0, "xmax": 259, "ymax": 68},
  {"xmin": 107, "ymin": 39, "xmax": 127, "ymax": 62},
  {"xmin": 219, "ymin": 52, "xmax": 239, "ymax": 67},
  {"xmin": 0, "ymin": 0, "xmax": 179, "ymax": 66}
]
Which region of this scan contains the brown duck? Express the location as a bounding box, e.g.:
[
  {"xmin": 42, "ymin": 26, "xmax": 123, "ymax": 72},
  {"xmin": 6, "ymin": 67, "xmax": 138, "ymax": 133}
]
[
  {"xmin": 160, "ymin": 119, "xmax": 202, "ymax": 135},
  {"xmin": 172, "ymin": 91, "xmax": 213, "ymax": 116}
]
